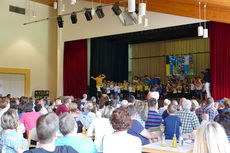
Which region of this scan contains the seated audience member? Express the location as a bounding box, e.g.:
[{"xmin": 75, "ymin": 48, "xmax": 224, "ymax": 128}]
[
  {"xmin": 20, "ymin": 103, "xmax": 40, "ymax": 136},
  {"xmin": 127, "ymin": 95, "xmax": 135, "ymax": 104},
  {"xmin": 37, "ymin": 98, "xmax": 48, "ymax": 115},
  {"xmin": 164, "ymin": 104, "xmax": 182, "ymax": 139},
  {"xmin": 214, "ymin": 113, "xmax": 230, "ymax": 143},
  {"xmin": 77, "ymin": 101, "xmax": 96, "ymax": 129},
  {"xmin": 128, "ymin": 105, "xmax": 161, "ymax": 145},
  {"xmin": 193, "ymin": 122, "xmax": 230, "ymax": 153},
  {"xmin": 196, "ymin": 97, "xmax": 218, "ymax": 122},
  {"xmin": 218, "ymin": 100, "xmax": 230, "ymax": 114},
  {"xmin": 24, "ymin": 113, "xmax": 77, "ymax": 153},
  {"xmin": 56, "ymin": 97, "xmax": 71, "ymax": 116},
  {"xmin": 69, "ymin": 103, "xmax": 82, "ymax": 119},
  {"xmin": 0, "ymin": 109, "xmax": 28, "ymax": 153},
  {"xmin": 190, "ymin": 99, "xmax": 199, "ymax": 113},
  {"xmin": 201, "ymin": 113, "xmax": 209, "ymax": 125},
  {"xmin": 34, "ymin": 104, "xmax": 42, "ymax": 113},
  {"xmin": 147, "ymin": 91, "xmax": 159, "ymax": 101},
  {"xmin": 158, "ymin": 99, "xmax": 171, "ymax": 115},
  {"xmin": 87, "ymin": 106, "xmax": 114, "ymax": 153},
  {"xmin": 10, "ymin": 99, "xmax": 19, "ymax": 110},
  {"xmin": 177, "ymin": 99, "xmax": 200, "ymax": 135},
  {"xmin": 145, "ymin": 98, "xmax": 162, "ymax": 129},
  {"xmin": 0, "ymin": 100, "xmax": 10, "ymax": 126},
  {"xmin": 103, "ymin": 106, "xmax": 141, "ymax": 153},
  {"xmin": 121, "ymin": 100, "xmax": 128, "ymax": 106},
  {"xmin": 81, "ymin": 94, "xmax": 87, "ymax": 106},
  {"xmin": 134, "ymin": 100, "xmax": 148, "ymax": 127},
  {"xmin": 55, "ymin": 113, "xmax": 97, "ymax": 153},
  {"xmin": 162, "ymin": 100, "xmax": 178, "ymax": 121}
]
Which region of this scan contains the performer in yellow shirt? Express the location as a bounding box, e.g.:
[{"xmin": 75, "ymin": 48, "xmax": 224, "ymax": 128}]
[
  {"xmin": 123, "ymin": 80, "xmax": 128, "ymax": 99},
  {"xmin": 91, "ymin": 74, "xmax": 106, "ymax": 86}
]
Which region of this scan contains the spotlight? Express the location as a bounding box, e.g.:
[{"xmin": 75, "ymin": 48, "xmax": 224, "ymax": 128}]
[
  {"xmin": 57, "ymin": 15, "xmax": 63, "ymax": 28},
  {"xmin": 198, "ymin": 26, "xmax": 203, "ymax": 36},
  {"xmin": 71, "ymin": 12, "xmax": 77, "ymax": 24},
  {"xmin": 71, "ymin": 0, "xmax": 76, "ymax": 5},
  {"xmin": 96, "ymin": 6, "xmax": 105, "ymax": 19},
  {"xmin": 85, "ymin": 8, "xmax": 92, "ymax": 21},
  {"xmin": 112, "ymin": 2, "xmax": 122, "ymax": 16},
  {"xmin": 139, "ymin": 3, "xmax": 146, "ymax": 16},
  {"xmin": 203, "ymin": 28, "xmax": 208, "ymax": 38}
]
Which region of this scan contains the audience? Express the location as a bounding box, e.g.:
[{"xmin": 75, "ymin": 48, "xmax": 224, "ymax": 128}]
[
  {"xmin": 193, "ymin": 122, "xmax": 230, "ymax": 153},
  {"xmin": 77, "ymin": 101, "xmax": 96, "ymax": 129},
  {"xmin": 55, "ymin": 113, "xmax": 97, "ymax": 153},
  {"xmin": 218, "ymin": 100, "xmax": 230, "ymax": 114},
  {"xmin": 127, "ymin": 105, "xmax": 161, "ymax": 145},
  {"xmin": 134, "ymin": 100, "xmax": 148, "ymax": 127},
  {"xmin": 25, "ymin": 113, "xmax": 77, "ymax": 153},
  {"xmin": 103, "ymin": 106, "xmax": 141, "ymax": 153},
  {"xmin": 214, "ymin": 113, "xmax": 230, "ymax": 143},
  {"xmin": 19, "ymin": 103, "xmax": 40, "ymax": 136},
  {"xmin": 37, "ymin": 98, "xmax": 48, "ymax": 115},
  {"xmin": 56, "ymin": 97, "xmax": 71, "ymax": 116},
  {"xmin": 87, "ymin": 106, "xmax": 114, "ymax": 153},
  {"xmin": 177, "ymin": 99, "xmax": 200, "ymax": 134},
  {"xmin": 164, "ymin": 104, "xmax": 182, "ymax": 139},
  {"xmin": 145, "ymin": 98, "xmax": 162, "ymax": 129},
  {"xmin": 196, "ymin": 97, "xmax": 219, "ymax": 122},
  {"xmin": 158, "ymin": 99, "xmax": 171, "ymax": 115},
  {"xmin": 0, "ymin": 109, "xmax": 28, "ymax": 153},
  {"xmin": 0, "ymin": 100, "xmax": 10, "ymax": 126}
]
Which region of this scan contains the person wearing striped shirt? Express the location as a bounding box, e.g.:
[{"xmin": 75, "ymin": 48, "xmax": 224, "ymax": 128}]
[{"xmin": 145, "ymin": 98, "xmax": 162, "ymax": 129}]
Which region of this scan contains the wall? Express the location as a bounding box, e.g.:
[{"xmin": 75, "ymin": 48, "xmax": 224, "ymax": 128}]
[
  {"xmin": 0, "ymin": 0, "xmax": 57, "ymax": 98},
  {"xmin": 62, "ymin": 1, "xmax": 202, "ymax": 41},
  {"xmin": 131, "ymin": 37, "xmax": 210, "ymax": 82}
]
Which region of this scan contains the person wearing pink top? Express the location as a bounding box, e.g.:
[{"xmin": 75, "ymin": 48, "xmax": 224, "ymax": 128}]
[
  {"xmin": 56, "ymin": 97, "xmax": 71, "ymax": 116},
  {"xmin": 20, "ymin": 103, "xmax": 40, "ymax": 136}
]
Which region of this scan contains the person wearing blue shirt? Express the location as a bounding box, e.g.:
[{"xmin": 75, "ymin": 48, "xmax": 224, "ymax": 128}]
[
  {"xmin": 127, "ymin": 105, "xmax": 161, "ymax": 145},
  {"xmin": 55, "ymin": 113, "xmax": 97, "ymax": 153},
  {"xmin": 164, "ymin": 104, "xmax": 182, "ymax": 139}
]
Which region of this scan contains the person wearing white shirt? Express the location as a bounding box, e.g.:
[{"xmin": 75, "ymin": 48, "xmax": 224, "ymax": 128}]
[
  {"xmin": 103, "ymin": 106, "xmax": 141, "ymax": 153},
  {"xmin": 87, "ymin": 106, "xmax": 114, "ymax": 153}
]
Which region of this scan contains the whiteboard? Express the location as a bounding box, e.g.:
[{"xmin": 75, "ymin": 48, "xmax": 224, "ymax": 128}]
[{"xmin": 0, "ymin": 73, "xmax": 25, "ymax": 98}]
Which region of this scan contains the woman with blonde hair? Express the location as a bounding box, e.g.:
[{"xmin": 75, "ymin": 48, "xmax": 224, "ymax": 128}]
[
  {"xmin": 134, "ymin": 100, "xmax": 148, "ymax": 127},
  {"xmin": 193, "ymin": 122, "xmax": 230, "ymax": 153}
]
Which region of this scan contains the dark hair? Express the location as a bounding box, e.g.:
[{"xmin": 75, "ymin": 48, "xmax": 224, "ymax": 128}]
[
  {"xmin": 128, "ymin": 105, "xmax": 137, "ymax": 116},
  {"xmin": 18, "ymin": 104, "xmax": 24, "ymax": 114},
  {"xmin": 23, "ymin": 103, "xmax": 33, "ymax": 112},
  {"xmin": 127, "ymin": 95, "xmax": 135, "ymax": 104},
  {"xmin": 223, "ymin": 100, "xmax": 230, "ymax": 109},
  {"xmin": 59, "ymin": 113, "xmax": 76, "ymax": 136},
  {"xmin": 10, "ymin": 101, "xmax": 18, "ymax": 110},
  {"xmin": 148, "ymin": 98, "xmax": 157, "ymax": 107},
  {"xmin": 110, "ymin": 106, "xmax": 132, "ymax": 131},
  {"xmin": 36, "ymin": 113, "xmax": 59, "ymax": 143},
  {"xmin": 34, "ymin": 104, "xmax": 42, "ymax": 112},
  {"xmin": 0, "ymin": 100, "xmax": 8, "ymax": 109},
  {"xmin": 214, "ymin": 114, "xmax": 230, "ymax": 134}
]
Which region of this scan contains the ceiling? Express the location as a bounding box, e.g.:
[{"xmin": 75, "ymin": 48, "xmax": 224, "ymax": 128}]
[{"xmin": 32, "ymin": 0, "xmax": 230, "ymax": 24}]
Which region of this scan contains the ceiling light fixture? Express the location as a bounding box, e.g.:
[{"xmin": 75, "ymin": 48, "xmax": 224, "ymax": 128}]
[
  {"xmin": 198, "ymin": 1, "xmax": 203, "ymax": 36},
  {"xmin": 71, "ymin": 0, "xmax": 76, "ymax": 5},
  {"xmin": 96, "ymin": 6, "xmax": 105, "ymax": 19},
  {"xmin": 57, "ymin": 15, "xmax": 63, "ymax": 28},
  {"xmin": 112, "ymin": 2, "xmax": 122, "ymax": 16},
  {"xmin": 85, "ymin": 8, "xmax": 93, "ymax": 21},
  {"xmin": 139, "ymin": 0, "xmax": 146, "ymax": 16},
  {"xmin": 53, "ymin": 1, "xmax": 58, "ymax": 10},
  {"xmin": 62, "ymin": 4, "xmax": 65, "ymax": 12},
  {"xmin": 71, "ymin": 12, "xmax": 77, "ymax": 24},
  {"xmin": 203, "ymin": 2, "xmax": 208, "ymax": 38},
  {"xmin": 128, "ymin": 0, "xmax": 135, "ymax": 12}
]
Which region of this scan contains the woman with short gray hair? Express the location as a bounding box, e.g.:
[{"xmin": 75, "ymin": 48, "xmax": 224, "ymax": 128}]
[{"xmin": 87, "ymin": 106, "xmax": 114, "ymax": 153}]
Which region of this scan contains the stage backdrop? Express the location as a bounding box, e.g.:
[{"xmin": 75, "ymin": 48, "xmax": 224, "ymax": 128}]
[
  {"xmin": 63, "ymin": 39, "xmax": 87, "ymax": 98},
  {"xmin": 210, "ymin": 22, "xmax": 230, "ymax": 100},
  {"xmin": 131, "ymin": 37, "xmax": 210, "ymax": 81}
]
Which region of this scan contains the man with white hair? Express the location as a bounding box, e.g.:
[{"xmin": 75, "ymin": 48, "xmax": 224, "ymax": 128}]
[
  {"xmin": 177, "ymin": 99, "xmax": 200, "ymax": 135},
  {"xmin": 147, "ymin": 91, "xmax": 160, "ymax": 101}
]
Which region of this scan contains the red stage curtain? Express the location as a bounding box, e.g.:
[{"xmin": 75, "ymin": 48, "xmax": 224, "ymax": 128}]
[
  {"xmin": 210, "ymin": 22, "xmax": 230, "ymax": 100},
  {"xmin": 64, "ymin": 39, "xmax": 87, "ymax": 98}
]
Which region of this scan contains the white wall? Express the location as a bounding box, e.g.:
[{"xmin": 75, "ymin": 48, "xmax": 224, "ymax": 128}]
[
  {"xmin": 0, "ymin": 0, "xmax": 57, "ymax": 98},
  {"xmin": 0, "ymin": 74, "xmax": 25, "ymax": 97},
  {"xmin": 62, "ymin": 1, "xmax": 201, "ymax": 42}
]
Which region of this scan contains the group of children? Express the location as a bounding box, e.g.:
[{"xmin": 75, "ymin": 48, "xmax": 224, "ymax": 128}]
[{"xmin": 95, "ymin": 75, "xmax": 207, "ymax": 101}]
